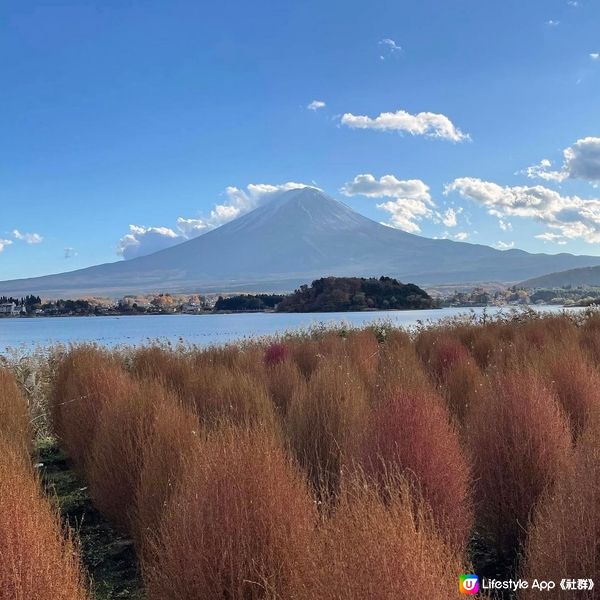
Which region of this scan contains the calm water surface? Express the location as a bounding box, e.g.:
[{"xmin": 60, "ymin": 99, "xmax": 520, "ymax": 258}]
[{"xmin": 0, "ymin": 305, "xmax": 582, "ymax": 352}]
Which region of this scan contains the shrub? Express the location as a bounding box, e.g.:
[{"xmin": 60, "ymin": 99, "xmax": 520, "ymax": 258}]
[
  {"xmin": 264, "ymin": 358, "xmax": 305, "ymax": 415},
  {"xmin": 0, "ymin": 438, "xmax": 89, "ymax": 600},
  {"xmin": 359, "ymin": 390, "xmax": 473, "ymax": 551},
  {"xmin": 143, "ymin": 427, "xmax": 316, "ymax": 600},
  {"xmin": 131, "ymin": 346, "xmax": 194, "ymax": 395},
  {"xmin": 286, "ymin": 357, "xmax": 369, "ymax": 497},
  {"xmin": 187, "ymin": 365, "xmax": 277, "ymax": 429},
  {"xmin": 264, "ymin": 342, "xmax": 289, "ymax": 366},
  {"xmin": 50, "ymin": 346, "xmax": 123, "ymax": 471},
  {"xmin": 134, "ymin": 400, "xmax": 200, "ymax": 552},
  {"xmin": 86, "ymin": 378, "xmax": 175, "ymax": 533},
  {"xmin": 467, "ymin": 372, "xmax": 571, "ymax": 574},
  {"xmin": 370, "ymin": 330, "xmax": 432, "ymax": 405},
  {"xmin": 542, "ymin": 352, "xmax": 600, "ymax": 439},
  {"xmin": 302, "ymin": 475, "xmax": 468, "ymax": 600},
  {"xmin": 0, "ymin": 368, "xmax": 31, "ymax": 456},
  {"xmin": 520, "ymin": 410, "xmax": 600, "ymax": 598}
]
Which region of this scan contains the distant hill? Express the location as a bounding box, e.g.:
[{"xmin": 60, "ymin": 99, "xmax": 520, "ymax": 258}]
[
  {"xmin": 2, "ymin": 187, "xmax": 600, "ymax": 297},
  {"xmin": 520, "ymin": 265, "xmax": 600, "ymax": 289},
  {"xmin": 277, "ymin": 276, "xmax": 433, "ymax": 312}
]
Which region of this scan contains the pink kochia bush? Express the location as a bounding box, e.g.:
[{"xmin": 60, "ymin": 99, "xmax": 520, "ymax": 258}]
[
  {"xmin": 359, "ymin": 390, "xmax": 473, "ymax": 551},
  {"xmin": 264, "ymin": 342, "xmax": 289, "ymax": 366}
]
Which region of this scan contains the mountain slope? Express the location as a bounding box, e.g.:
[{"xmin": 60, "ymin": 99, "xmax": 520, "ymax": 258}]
[
  {"xmin": 2, "ymin": 187, "xmax": 600, "ymax": 297},
  {"xmin": 520, "ymin": 265, "xmax": 600, "ymax": 288}
]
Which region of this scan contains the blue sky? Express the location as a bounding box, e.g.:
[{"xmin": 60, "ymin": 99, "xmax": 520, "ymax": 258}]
[{"xmin": 2, "ymin": 0, "xmax": 600, "ymax": 279}]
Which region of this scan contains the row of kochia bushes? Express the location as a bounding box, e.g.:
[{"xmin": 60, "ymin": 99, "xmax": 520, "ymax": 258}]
[
  {"xmin": 49, "ymin": 310, "xmax": 600, "ymax": 599},
  {"xmin": 0, "ymin": 369, "xmax": 89, "ymax": 600}
]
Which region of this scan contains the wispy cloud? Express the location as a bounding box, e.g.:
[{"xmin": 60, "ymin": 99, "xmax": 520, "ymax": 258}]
[
  {"xmin": 12, "ymin": 229, "xmax": 43, "ymax": 244},
  {"xmin": 546, "ymin": 19, "xmax": 560, "ymax": 26},
  {"xmin": 340, "ymin": 109, "xmax": 470, "ymax": 142},
  {"xmin": 64, "ymin": 247, "xmax": 78, "ymax": 259},
  {"xmin": 379, "ymin": 38, "xmax": 402, "ymax": 60},
  {"xmin": 590, "ymin": 53, "xmax": 599, "ymax": 60},
  {"xmin": 307, "ymin": 99, "xmax": 326, "ymax": 111},
  {"xmin": 0, "ymin": 239, "xmax": 13, "ymax": 252},
  {"xmin": 495, "ymin": 240, "xmax": 515, "ymax": 249}
]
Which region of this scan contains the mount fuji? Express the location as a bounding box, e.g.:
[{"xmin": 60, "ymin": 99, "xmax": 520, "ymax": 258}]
[{"xmin": 2, "ymin": 187, "xmax": 600, "ymax": 297}]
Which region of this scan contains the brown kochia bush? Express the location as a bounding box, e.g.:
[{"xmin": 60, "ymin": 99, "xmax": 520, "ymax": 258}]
[
  {"xmin": 86, "ymin": 378, "xmax": 177, "ymax": 533},
  {"xmin": 371, "ymin": 330, "xmax": 432, "ymax": 405},
  {"xmin": 520, "ymin": 410, "xmax": 600, "ymax": 599},
  {"xmin": 0, "ymin": 438, "xmax": 89, "ymax": 600},
  {"xmin": 186, "ymin": 365, "xmax": 277, "ymax": 429},
  {"xmin": 143, "ymin": 427, "xmax": 316, "ymax": 600},
  {"xmin": 303, "ymin": 475, "xmax": 469, "ymax": 600},
  {"xmin": 134, "ymin": 400, "xmax": 200, "ymax": 552},
  {"xmin": 542, "ymin": 352, "xmax": 600, "ymax": 439},
  {"xmin": 50, "ymin": 346, "xmax": 124, "ymax": 471},
  {"xmin": 131, "ymin": 346, "xmax": 195, "ymax": 396},
  {"xmin": 264, "ymin": 356, "xmax": 305, "ymax": 415},
  {"xmin": 467, "ymin": 372, "xmax": 572, "ymax": 570},
  {"xmin": 359, "ymin": 390, "xmax": 473, "ymax": 551},
  {"xmin": 286, "ymin": 357, "xmax": 369, "ymax": 497},
  {"xmin": 0, "ymin": 368, "xmax": 31, "ymax": 455}
]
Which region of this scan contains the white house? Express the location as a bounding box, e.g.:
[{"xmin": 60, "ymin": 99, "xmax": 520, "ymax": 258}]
[{"xmin": 0, "ymin": 302, "xmax": 20, "ymax": 316}]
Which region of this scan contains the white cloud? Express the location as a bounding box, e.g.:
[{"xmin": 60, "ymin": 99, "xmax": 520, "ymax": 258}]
[
  {"xmin": 523, "ymin": 158, "xmax": 566, "ymax": 182},
  {"xmin": 536, "ymin": 232, "xmax": 568, "ymax": 244},
  {"xmin": 340, "ymin": 174, "xmax": 431, "ymax": 201},
  {"xmin": 117, "ymin": 182, "xmax": 313, "ymax": 259},
  {"xmin": 498, "ymin": 218, "xmax": 513, "ymax": 231},
  {"xmin": 12, "ymin": 230, "xmax": 43, "ymax": 244},
  {"xmin": 495, "ymin": 241, "xmax": 515, "ymax": 249},
  {"xmin": 546, "ymin": 19, "xmax": 560, "ymax": 26},
  {"xmin": 446, "ymin": 176, "xmax": 600, "ymax": 244},
  {"xmin": 117, "ymin": 225, "xmax": 181, "ymax": 260},
  {"xmin": 175, "ymin": 217, "xmax": 208, "ymax": 237},
  {"xmin": 590, "ymin": 53, "xmax": 599, "ymax": 60},
  {"xmin": 568, "ymin": 1, "xmax": 579, "ymax": 6},
  {"xmin": 341, "ymin": 173, "xmax": 435, "ymax": 232},
  {"xmin": 379, "ymin": 38, "xmax": 402, "ymax": 59},
  {"xmin": 441, "ymin": 207, "xmax": 459, "ymax": 227},
  {"xmin": 453, "ymin": 232, "xmax": 469, "ymax": 241},
  {"xmin": 340, "ymin": 109, "xmax": 470, "ymax": 142},
  {"xmin": 64, "ymin": 247, "xmax": 78, "ymax": 259},
  {"xmin": 0, "ymin": 239, "xmax": 13, "ymax": 252},
  {"xmin": 307, "ymin": 100, "xmax": 326, "ymax": 111},
  {"xmin": 524, "ymin": 137, "xmax": 600, "ymax": 184}
]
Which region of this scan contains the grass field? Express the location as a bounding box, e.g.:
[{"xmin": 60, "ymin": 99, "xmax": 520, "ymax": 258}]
[{"xmin": 2, "ymin": 308, "xmax": 600, "ymax": 599}]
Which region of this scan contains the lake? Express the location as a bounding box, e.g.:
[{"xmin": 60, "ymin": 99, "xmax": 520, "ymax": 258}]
[{"xmin": 0, "ymin": 305, "xmax": 584, "ymax": 352}]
